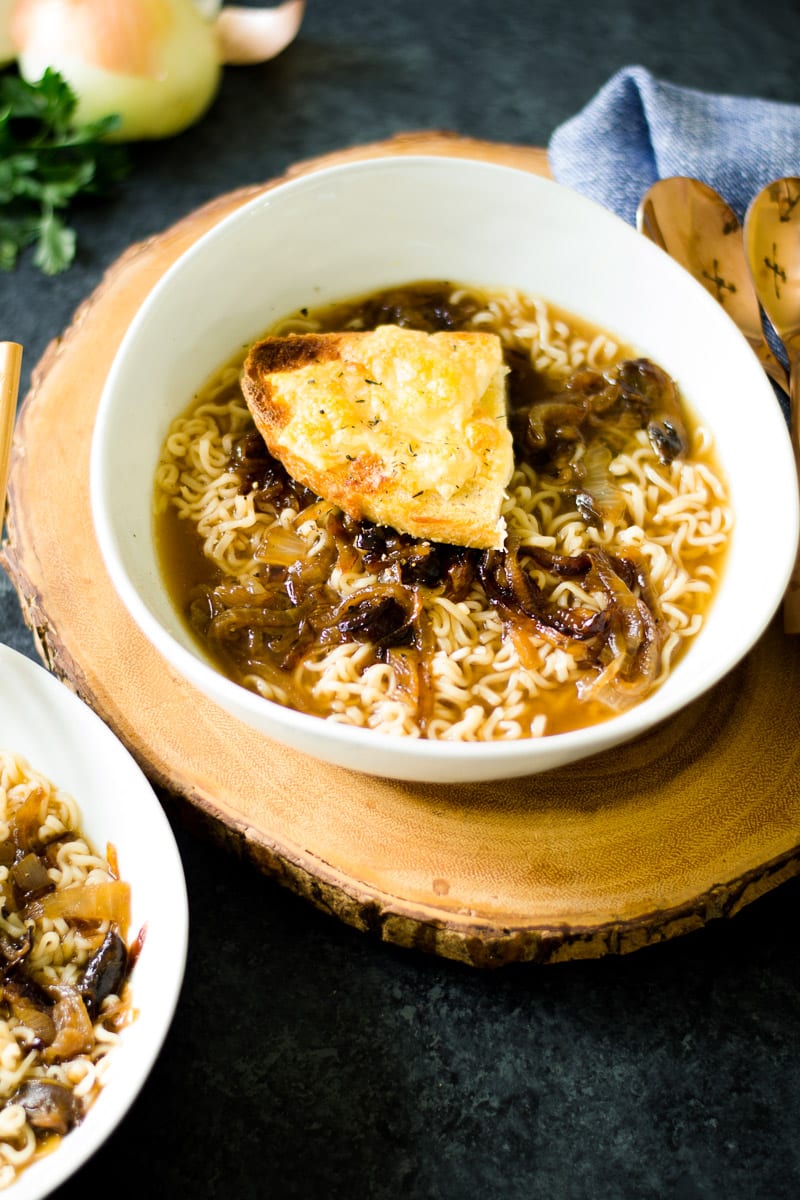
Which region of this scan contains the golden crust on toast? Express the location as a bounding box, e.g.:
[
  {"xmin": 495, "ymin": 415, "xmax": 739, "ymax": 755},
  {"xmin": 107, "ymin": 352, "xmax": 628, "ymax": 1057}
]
[{"xmin": 240, "ymin": 324, "xmax": 513, "ymax": 548}]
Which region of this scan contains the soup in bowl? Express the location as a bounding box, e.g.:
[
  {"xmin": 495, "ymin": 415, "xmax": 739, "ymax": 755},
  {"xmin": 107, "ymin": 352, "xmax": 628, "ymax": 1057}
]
[
  {"xmin": 0, "ymin": 646, "xmax": 188, "ymax": 1198},
  {"xmin": 91, "ymin": 156, "xmax": 798, "ymax": 783}
]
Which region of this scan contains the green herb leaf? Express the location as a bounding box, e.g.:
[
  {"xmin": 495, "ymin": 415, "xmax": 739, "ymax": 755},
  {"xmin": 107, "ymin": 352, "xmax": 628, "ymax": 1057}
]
[
  {"xmin": 34, "ymin": 208, "xmax": 76, "ymax": 275},
  {"xmin": 0, "ymin": 68, "xmax": 130, "ymax": 274}
]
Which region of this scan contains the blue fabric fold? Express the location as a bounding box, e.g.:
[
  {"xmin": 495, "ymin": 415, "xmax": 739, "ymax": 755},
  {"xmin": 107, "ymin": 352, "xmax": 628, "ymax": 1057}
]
[{"xmin": 548, "ymin": 66, "xmax": 800, "ymax": 227}]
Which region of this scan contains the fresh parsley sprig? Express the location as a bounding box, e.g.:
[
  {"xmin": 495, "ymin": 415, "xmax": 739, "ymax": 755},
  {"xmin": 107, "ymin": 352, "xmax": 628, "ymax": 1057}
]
[{"xmin": 0, "ymin": 68, "xmax": 130, "ymax": 275}]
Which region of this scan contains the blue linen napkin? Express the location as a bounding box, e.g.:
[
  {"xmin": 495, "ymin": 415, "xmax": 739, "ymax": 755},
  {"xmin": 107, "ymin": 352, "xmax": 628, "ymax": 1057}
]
[
  {"xmin": 548, "ymin": 65, "xmax": 800, "ymax": 227},
  {"xmin": 549, "ymin": 65, "xmax": 800, "ymax": 417}
]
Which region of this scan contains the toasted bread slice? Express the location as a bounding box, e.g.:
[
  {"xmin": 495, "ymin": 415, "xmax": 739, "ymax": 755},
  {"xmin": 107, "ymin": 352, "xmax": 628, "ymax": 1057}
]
[{"xmin": 240, "ymin": 324, "xmax": 513, "ymax": 548}]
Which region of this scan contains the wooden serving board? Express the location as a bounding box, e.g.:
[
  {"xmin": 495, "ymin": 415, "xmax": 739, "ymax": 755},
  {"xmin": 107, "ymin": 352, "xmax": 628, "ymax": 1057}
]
[{"xmin": 4, "ymin": 132, "xmax": 800, "ymax": 967}]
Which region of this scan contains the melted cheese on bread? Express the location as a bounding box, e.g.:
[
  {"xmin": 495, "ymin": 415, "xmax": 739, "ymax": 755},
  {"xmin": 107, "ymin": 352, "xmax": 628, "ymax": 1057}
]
[{"xmin": 241, "ymin": 324, "xmax": 513, "ymax": 548}]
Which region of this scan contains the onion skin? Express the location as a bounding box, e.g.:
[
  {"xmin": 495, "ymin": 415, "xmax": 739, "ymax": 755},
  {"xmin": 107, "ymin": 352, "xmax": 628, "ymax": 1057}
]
[
  {"xmin": 12, "ymin": 0, "xmax": 222, "ymax": 141},
  {"xmin": 215, "ymin": 0, "xmax": 305, "ymax": 67},
  {"xmin": 0, "ymin": 0, "xmax": 16, "ymax": 65},
  {"xmin": 10, "ymin": 0, "xmax": 306, "ymax": 140}
]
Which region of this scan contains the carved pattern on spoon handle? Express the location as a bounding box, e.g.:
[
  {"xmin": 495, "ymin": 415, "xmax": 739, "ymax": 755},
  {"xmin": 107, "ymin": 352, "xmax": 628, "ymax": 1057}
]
[
  {"xmin": 637, "ymin": 178, "xmax": 789, "ymax": 396},
  {"xmin": 744, "ymin": 178, "xmax": 800, "ymax": 633}
]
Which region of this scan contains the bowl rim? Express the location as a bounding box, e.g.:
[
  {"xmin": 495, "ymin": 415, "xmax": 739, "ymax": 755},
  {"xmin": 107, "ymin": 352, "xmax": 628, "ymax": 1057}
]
[
  {"xmin": 0, "ymin": 644, "xmax": 189, "ymax": 1200},
  {"xmin": 90, "ymin": 153, "xmax": 800, "ymax": 773}
]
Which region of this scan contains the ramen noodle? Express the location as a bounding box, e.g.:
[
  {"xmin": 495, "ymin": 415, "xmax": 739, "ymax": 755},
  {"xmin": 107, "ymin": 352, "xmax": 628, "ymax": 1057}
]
[
  {"xmin": 154, "ymin": 282, "xmax": 732, "ymax": 741},
  {"xmin": 0, "ymin": 751, "xmax": 135, "ymax": 1188}
]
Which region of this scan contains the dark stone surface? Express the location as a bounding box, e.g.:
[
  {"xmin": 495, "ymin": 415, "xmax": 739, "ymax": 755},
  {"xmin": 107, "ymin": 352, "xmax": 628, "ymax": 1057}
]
[{"xmin": 2, "ymin": 1, "xmax": 800, "ymax": 1196}]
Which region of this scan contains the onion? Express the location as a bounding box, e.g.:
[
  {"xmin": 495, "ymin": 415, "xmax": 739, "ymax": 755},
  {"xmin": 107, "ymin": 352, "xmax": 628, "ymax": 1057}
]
[
  {"xmin": 43, "ymin": 985, "xmax": 94, "ymax": 1063},
  {"xmin": 255, "ymin": 525, "xmax": 310, "ymax": 568},
  {"xmin": 209, "ymin": 599, "xmax": 308, "ymax": 637},
  {"xmin": 576, "ymin": 441, "xmax": 627, "ymax": 526},
  {"xmin": 577, "ymin": 551, "xmax": 661, "ymax": 709},
  {"xmin": 11, "ymin": 0, "xmax": 305, "ymax": 141},
  {"xmin": 320, "ymin": 582, "xmax": 421, "ymax": 649},
  {"xmin": 9, "ymin": 786, "xmax": 45, "ymax": 852},
  {"xmin": 0, "ymin": 925, "xmax": 33, "ymax": 969},
  {"xmin": 479, "ymin": 548, "xmax": 608, "ymax": 645},
  {"xmin": 5, "ymin": 987, "xmax": 56, "ymax": 1049},
  {"xmin": 0, "ymin": 0, "xmax": 15, "ymax": 64},
  {"xmin": 215, "ymin": 0, "xmax": 305, "ymax": 66},
  {"xmin": 28, "ymin": 880, "xmax": 132, "ymax": 928},
  {"xmin": 523, "ymin": 399, "xmax": 585, "ymax": 451}
]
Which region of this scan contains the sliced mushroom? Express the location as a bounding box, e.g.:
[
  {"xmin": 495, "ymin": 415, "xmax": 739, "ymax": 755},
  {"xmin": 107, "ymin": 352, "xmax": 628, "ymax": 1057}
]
[
  {"xmin": 79, "ymin": 929, "xmax": 129, "ymax": 1019},
  {"xmin": 11, "ymin": 1079, "xmax": 81, "ymax": 1137},
  {"xmin": 11, "ymin": 852, "xmax": 55, "ymax": 904},
  {"xmin": 616, "ymin": 358, "xmax": 688, "ymax": 464}
]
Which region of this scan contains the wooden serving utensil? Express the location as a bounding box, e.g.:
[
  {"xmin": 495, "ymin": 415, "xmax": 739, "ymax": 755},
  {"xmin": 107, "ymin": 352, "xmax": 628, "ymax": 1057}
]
[
  {"xmin": 744, "ymin": 179, "xmax": 800, "ymax": 633},
  {"xmin": 637, "ymin": 177, "xmax": 789, "ymax": 393},
  {"xmin": 0, "ymin": 343, "xmax": 23, "ymax": 524}
]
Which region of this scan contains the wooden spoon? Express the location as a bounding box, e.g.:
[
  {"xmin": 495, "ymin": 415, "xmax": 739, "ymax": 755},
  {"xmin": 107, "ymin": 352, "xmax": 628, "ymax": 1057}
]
[
  {"xmin": 0, "ymin": 342, "xmax": 23, "ymax": 522},
  {"xmin": 637, "ymin": 177, "xmax": 789, "ymax": 393},
  {"xmin": 744, "ymin": 178, "xmax": 800, "ymax": 632}
]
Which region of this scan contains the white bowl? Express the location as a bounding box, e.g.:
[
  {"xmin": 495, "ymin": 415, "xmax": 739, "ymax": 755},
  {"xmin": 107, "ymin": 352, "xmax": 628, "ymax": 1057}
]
[
  {"xmin": 91, "ymin": 156, "xmax": 799, "ymax": 784},
  {"xmin": 0, "ymin": 645, "xmax": 188, "ymax": 1199}
]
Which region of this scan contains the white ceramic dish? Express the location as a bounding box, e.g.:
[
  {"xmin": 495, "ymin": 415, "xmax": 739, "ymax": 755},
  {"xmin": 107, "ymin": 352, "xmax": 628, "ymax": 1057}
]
[
  {"xmin": 0, "ymin": 645, "xmax": 188, "ymax": 1199},
  {"xmin": 91, "ymin": 155, "xmax": 799, "ymax": 784}
]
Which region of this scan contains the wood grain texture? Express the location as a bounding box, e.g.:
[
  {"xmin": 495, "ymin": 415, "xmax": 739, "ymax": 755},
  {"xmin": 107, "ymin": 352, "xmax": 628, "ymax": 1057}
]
[{"xmin": 3, "ymin": 131, "xmax": 800, "ymax": 967}]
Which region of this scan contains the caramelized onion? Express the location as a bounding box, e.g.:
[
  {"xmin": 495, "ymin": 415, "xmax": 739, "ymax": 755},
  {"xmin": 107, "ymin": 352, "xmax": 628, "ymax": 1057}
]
[
  {"xmin": 480, "ymin": 544, "xmax": 662, "ymax": 711},
  {"xmin": 522, "ymin": 400, "xmax": 586, "ymax": 454},
  {"xmin": 385, "ymin": 648, "xmax": 434, "ymax": 733},
  {"xmin": 479, "ymin": 548, "xmax": 609, "ymax": 644},
  {"xmin": 351, "ymin": 285, "xmax": 481, "ymax": 333},
  {"xmin": 43, "ymin": 985, "xmax": 94, "ymax": 1064},
  {"xmin": 575, "ymin": 442, "xmax": 627, "ymax": 526},
  {"xmin": 577, "ymin": 550, "xmax": 662, "ymax": 709},
  {"xmin": 351, "ymin": 521, "xmax": 477, "ymax": 594},
  {"xmin": 320, "ymin": 582, "xmax": 422, "ymax": 650},
  {"xmin": 205, "ymin": 346, "xmax": 689, "ymax": 726},
  {"xmin": 254, "ymin": 525, "xmax": 310, "ymax": 567},
  {"xmin": 9, "ymin": 789, "xmax": 44, "ymax": 852},
  {"xmin": 0, "ymin": 925, "xmax": 32, "ymax": 971},
  {"xmin": 28, "ymin": 881, "xmax": 131, "ymax": 929},
  {"xmin": 208, "ymin": 599, "xmax": 309, "ymax": 637},
  {"xmin": 513, "ymin": 355, "xmax": 689, "ymax": 475},
  {"xmin": 3, "ymin": 978, "xmax": 55, "ymax": 1048}
]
